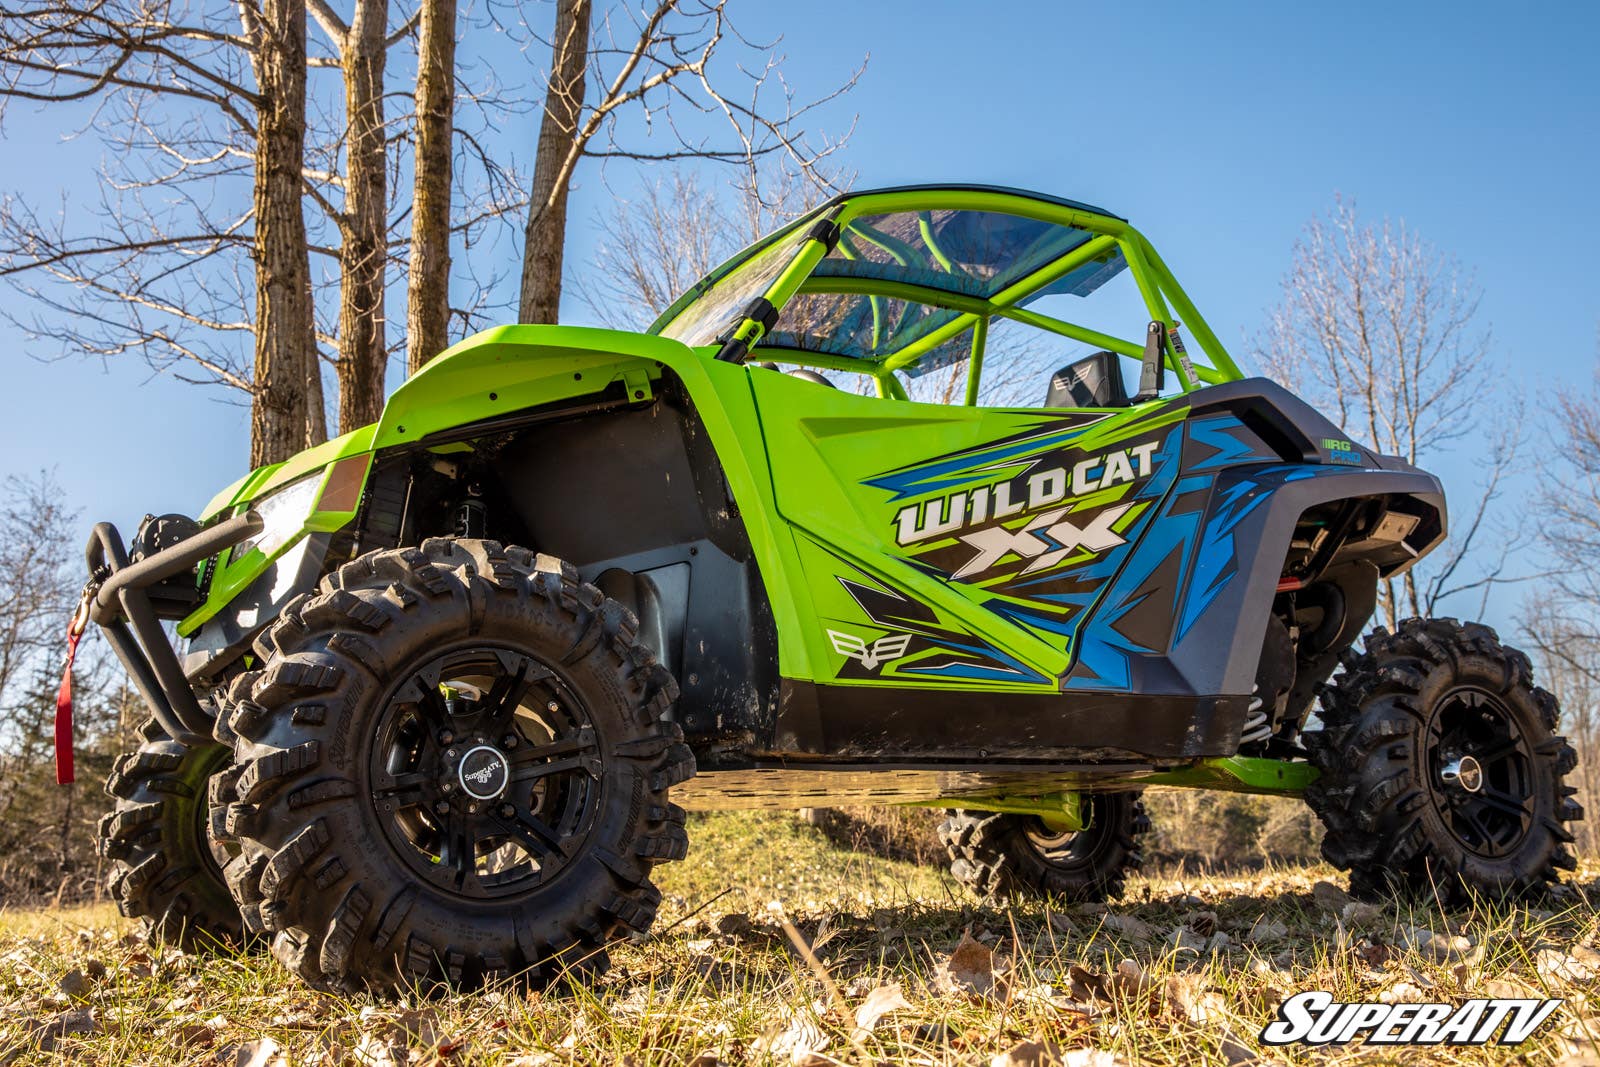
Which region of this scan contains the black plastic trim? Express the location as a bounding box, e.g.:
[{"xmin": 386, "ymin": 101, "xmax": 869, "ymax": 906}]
[{"xmin": 84, "ymin": 510, "xmax": 262, "ymax": 745}]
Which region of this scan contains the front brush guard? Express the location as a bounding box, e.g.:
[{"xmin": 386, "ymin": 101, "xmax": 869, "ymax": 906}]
[{"xmin": 84, "ymin": 510, "xmax": 261, "ymax": 745}]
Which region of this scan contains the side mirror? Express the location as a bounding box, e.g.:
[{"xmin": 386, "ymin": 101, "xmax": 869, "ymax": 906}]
[{"xmin": 1046, "ymin": 350, "xmax": 1129, "ymax": 409}]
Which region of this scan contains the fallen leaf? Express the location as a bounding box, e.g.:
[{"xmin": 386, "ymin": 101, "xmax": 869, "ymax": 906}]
[
  {"xmin": 756, "ymin": 1009, "xmax": 828, "ymax": 1065},
  {"xmin": 1166, "ymin": 974, "xmax": 1227, "ymax": 1024},
  {"xmin": 221, "ymin": 1037, "xmax": 287, "ymax": 1067},
  {"xmin": 1068, "ymin": 964, "xmax": 1108, "ymax": 1003},
  {"xmin": 1102, "ymin": 914, "xmax": 1155, "ymax": 942},
  {"xmin": 1167, "ymin": 925, "xmax": 1207, "ymax": 955},
  {"xmin": 1378, "ymin": 981, "xmax": 1427, "ymax": 1003},
  {"xmin": 1048, "ymin": 913, "xmax": 1078, "ymax": 935},
  {"xmin": 852, "ymin": 983, "xmax": 912, "ymax": 1038},
  {"xmin": 716, "ymin": 913, "xmax": 753, "ymax": 938},
  {"xmin": 1541, "ymin": 949, "xmax": 1598, "ymax": 984},
  {"xmin": 1341, "ymin": 900, "xmax": 1380, "ymax": 924},
  {"xmin": 1246, "ymin": 917, "xmax": 1288, "ymax": 944},
  {"xmin": 1311, "ymin": 881, "xmax": 1353, "ymax": 912},
  {"xmin": 1357, "ymin": 940, "xmax": 1392, "ymax": 968},
  {"xmin": 1111, "ymin": 958, "xmax": 1155, "ymax": 1000},
  {"xmin": 991, "ymin": 1040, "xmax": 1126, "ymax": 1067},
  {"xmin": 57, "ymin": 969, "xmax": 89, "ymax": 999},
  {"xmin": 1218, "ymin": 1030, "xmax": 1258, "ymax": 1065},
  {"xmin": 940, "ymin": 931, "xmax": 1001, "ymax": 998}
]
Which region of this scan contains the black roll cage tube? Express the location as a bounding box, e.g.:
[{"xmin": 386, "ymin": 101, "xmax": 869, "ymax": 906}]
[{"xmin": 83, "ymin": 510, "xmax": 262, "ymax": 746}]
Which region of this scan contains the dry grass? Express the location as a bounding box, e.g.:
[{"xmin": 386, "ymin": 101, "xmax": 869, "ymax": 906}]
[{"xmin": 0, "ymin": 810, "xmax": 1597, "ymax": 1065}]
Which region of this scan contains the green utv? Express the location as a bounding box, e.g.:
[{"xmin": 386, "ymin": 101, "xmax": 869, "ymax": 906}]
[{"xmin": 78, "ymin": 186, "xmax": 1581, "ymax": 991}]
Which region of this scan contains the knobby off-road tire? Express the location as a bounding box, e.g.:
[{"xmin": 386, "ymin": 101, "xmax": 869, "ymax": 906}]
[
  {"xmin": 940, "ymin": 793, "xmax": 1150, "ymax": 902},
  {"xmin": 220, "ymin": 538, "xmax": 694, "ymax": 993},
  {"xmin": 98, "ymin": 717, "xmax": 244, "ymax": 949},
  {"xmin": 1304, "ymin": 618, "xmax": 1582, "ymax": 903}
]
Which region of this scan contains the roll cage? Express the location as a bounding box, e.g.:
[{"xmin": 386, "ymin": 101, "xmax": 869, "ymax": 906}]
[{"xmin": 649, "ymin": 184, "xmax": 1245, "ymax": 403}]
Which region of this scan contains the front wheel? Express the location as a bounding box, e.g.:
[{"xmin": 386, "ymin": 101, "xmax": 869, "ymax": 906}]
[
  {"xmin": 1305, "ymin": 618, "xmax": 1583, "ymax": 902},
  {"xmin": 940, "ymin": 793, "xmax": 1150, "ymax": 902},
  {"xmin": 98, "ymin": 718, "xmax": 244, "ymax": 949},
  {"xmin": 220, "ymin": 539, "xmax": 694, "ymax": 992}
]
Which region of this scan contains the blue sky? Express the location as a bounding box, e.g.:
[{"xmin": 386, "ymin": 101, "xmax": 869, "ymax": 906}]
[{"xmin": 1, "ymin": 1, "xmax": 1596, "ymax": 638}]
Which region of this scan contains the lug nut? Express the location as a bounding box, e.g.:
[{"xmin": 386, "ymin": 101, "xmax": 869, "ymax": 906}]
[
  {"xmin": 441, "ymin": 781, "xmax": 454, "ymax": 794},
  {"xmin": 445, "ymin": 748, "xmax": 458, "ymax": 760},
  {"xmin": 434, "ymin": 800, "xmax": 450, "ymax": 815},
  {"xmin": 547, "ymin": 701, "xmax": 560, "ymax": 713},
  {"xmin": 499, "ymin": 803, "xmax": 515, "ymax": 818},
  {"xmin": 502, "ymin": 734, "xmax": 519, "ymax": 749},
  {"xmin": 467, "ymin": 802, "xmax": 478, "ymax": 813},
  {"xmin": 438, "ymin": 729, "xmax": 454, "ymax": 745}
]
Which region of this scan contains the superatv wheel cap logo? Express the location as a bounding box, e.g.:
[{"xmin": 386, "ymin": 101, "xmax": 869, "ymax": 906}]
[
  {"xmin": 1261, "ymin": 991, "xmax": 1561, "ymax": 1047},
  {"xmin": 457, "ymin": 745, "xmax": 509, "ymax": 800}
]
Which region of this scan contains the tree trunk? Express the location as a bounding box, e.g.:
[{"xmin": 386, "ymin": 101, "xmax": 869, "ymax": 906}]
[
  {"xmin": 334, "ymin": 0, "xmax": 390, "ymax": 431},
  {"xmin": 249, "ymin": 0, "xmax": 322, "ymax": 467},
  {"xmin": 406, "ymin": 0, "xmax": 457, "ymax": 375},
  {"xmin": 517, "ymin": 0, "xmax": 590, "ymax": 325}
]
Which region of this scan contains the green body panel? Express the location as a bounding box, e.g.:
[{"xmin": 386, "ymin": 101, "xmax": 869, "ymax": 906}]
[
  {"xmin": 179, "ymin": 327, "xmax": 824, "ymax": 680},
  {"xmin": 198, "ymin": 427, "xmax": 376, "ymax": 523},
  {"xmin": 751, "ymin": 368, "xmax": 1191, "ymax": 689}
]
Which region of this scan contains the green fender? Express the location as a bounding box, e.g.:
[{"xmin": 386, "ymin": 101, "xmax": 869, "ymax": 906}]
[{"xmin": 181, "ymin": 325, "xmax": 822, "ymax": 680}]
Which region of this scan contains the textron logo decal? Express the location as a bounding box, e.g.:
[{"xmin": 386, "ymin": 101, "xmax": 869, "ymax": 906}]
[{"xmin": 827, "ymin": 630, "xmax": 913, "ymax": 671}]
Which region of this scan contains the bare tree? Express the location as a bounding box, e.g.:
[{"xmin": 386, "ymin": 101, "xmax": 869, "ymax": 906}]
[
  {"xmin": 305, "ymin": 0, "xmax": 410, "ymax": 430},
  {"xmin": 514, "ymin": 0, "xmax": 859, "ymax": 325},
  {"xmin": 405, "ymin": 0, "xmax": 455, "ymax": 373},
  {"xmin": 1253, "ymin": 197, "xmax": 1527, "ymax": 629},
  {"xmin": 0, "ymin": 0, "xmax": 326, "ymax": 465},
  {"xmin": 0, "ymin": 471, "xmax": 79, "ymax": 716},
  {"xmin": 249, "ymin": 0, "xmax": 329, "ymax": 463},
  {"xmin": 1523, "ymin": 599, "xmax": 1600, "ymax": 853}
]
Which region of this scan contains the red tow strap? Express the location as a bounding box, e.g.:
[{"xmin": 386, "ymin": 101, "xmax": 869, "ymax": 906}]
[{"xmin": 55, "ymin": 599, "xmax": 90, "ymax": 786}]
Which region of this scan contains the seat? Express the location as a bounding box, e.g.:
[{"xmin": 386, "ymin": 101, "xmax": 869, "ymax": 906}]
[
  {"xmin": 787, "ymin": 369, "xmax": 835, "ymax": 389},
  {"xmin": 1044, "ymin": 350, "xmax": 1129, "ymax": 408}
]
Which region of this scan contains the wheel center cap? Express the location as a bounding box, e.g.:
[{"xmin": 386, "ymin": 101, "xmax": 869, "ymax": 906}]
[
  {"xmin": 1442, "ymin": 755, "xmax": 1484, "ymax": 794},
  {"xmin": 457, "ymin": 744, "xmax": 510, "ymax": 800}
]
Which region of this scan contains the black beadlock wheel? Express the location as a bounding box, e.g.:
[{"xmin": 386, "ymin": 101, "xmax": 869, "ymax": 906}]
[
  {"xmin": 1304, "ymin": 617, "xmax": 1583, "ymax": 903},
  {"xmin": 939, "ymin": 792, "xmax": 1150, "ymax": 902},
  {"xmin": 98, "ymin": 717, "xmax": 244, "ymax": 949},
  {"xmin": 220, "ymin": 538, "xmax": 694, "ymax": 993}
]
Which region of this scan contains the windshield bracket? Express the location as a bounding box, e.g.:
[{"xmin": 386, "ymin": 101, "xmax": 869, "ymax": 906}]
[{"xmin": 1134, "ymin": 320, "xmax": 1167, "ymax": 402}]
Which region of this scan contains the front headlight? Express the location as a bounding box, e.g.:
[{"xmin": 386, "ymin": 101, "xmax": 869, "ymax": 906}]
[{"xmin": 230, "ymin": 474, "xmax": 323, "ymax": 562}]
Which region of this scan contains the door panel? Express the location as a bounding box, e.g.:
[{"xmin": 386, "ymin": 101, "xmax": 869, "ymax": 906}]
[{"xmin": 750, "ymin": 369, "xmax": 1189, "ymax": 691}]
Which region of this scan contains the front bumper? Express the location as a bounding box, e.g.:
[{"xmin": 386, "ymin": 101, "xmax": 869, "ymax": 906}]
[{"xmin": 83, "ymin": 510, "xmax": 262, "ymax": 745}]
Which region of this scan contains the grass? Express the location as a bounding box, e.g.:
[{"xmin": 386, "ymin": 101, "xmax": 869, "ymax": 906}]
[{"xmin": 0, "ymin": 810, "xmax": 1597, "ymax": 1065}]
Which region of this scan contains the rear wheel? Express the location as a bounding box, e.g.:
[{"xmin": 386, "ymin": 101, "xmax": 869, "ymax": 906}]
[
  {"xmin": 221, "ymin": 539, "xmax": 693, "ymax": 992},
  {"xmin": 98, "ymin": 718, "xmax": 243, "ymax": 949},
  {"xmin": 1304, "ymin": 618, "xmax": 1582, "ymax": 902},
  {"xmin": 940, "ymin": 793, "xmax": 1150, "ymax": 902}
]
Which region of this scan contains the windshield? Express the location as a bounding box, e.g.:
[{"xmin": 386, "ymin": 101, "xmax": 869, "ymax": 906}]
[
  {"xmin": 646, "ymin": 185, "xmax": 1244, "ymax": 397},
  {"xmin": 766, "ymin": 291, "xmax": 972, "ymax": 377},
  {"xmin": 656, "ymin": 234, "xmax": 806, "ymax": 348},
  {"xmin": 819, "ymin": 209, "xmax": 1118, "ymax": 299}
]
